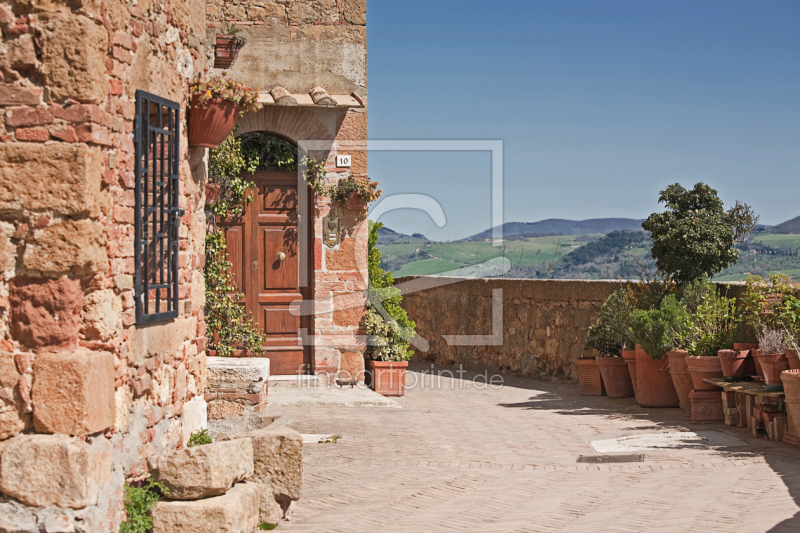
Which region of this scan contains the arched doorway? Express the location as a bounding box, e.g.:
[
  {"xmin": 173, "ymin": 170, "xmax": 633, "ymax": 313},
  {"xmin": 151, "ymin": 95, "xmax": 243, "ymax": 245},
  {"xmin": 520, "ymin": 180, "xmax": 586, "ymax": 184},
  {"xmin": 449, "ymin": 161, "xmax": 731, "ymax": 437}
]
[{"xmin": 215, "ymin": 132, "xmax": 314, "ymax": 375}]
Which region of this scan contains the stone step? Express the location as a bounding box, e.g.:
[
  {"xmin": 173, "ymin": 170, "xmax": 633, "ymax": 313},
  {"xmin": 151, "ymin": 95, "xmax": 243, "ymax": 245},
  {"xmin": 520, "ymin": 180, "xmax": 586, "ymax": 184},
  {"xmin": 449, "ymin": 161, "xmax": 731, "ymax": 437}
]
[
  {"xmin": 151, "ymin": 483, "xmax": 259, "ymax": 533},
  {"xmin": 268, "ymin": 374, "xmax": 322, "ymax": 389}
]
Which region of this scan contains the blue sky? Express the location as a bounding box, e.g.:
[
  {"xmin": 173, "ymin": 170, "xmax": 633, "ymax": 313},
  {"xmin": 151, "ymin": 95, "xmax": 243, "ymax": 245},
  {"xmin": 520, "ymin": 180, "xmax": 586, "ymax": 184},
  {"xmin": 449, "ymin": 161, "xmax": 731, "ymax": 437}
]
[{"xmin": 366, "ymin": 0, "xmax": 800, "ymax": 241}]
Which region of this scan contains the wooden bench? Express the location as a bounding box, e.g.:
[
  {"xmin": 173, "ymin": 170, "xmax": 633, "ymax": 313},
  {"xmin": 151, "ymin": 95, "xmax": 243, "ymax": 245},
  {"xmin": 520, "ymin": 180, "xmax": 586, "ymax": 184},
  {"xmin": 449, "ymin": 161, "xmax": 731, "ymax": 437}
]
[{"xmin": 702, "ymin": 378, "xmax": 793, "ymax": 443}]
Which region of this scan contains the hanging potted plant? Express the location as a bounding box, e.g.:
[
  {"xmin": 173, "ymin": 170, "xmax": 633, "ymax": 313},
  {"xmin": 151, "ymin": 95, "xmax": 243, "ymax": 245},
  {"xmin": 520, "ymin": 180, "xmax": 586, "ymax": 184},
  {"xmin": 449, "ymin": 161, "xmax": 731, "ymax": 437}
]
[
  {"xmin": 364, "ymin": 221, "xmax": 416, "ymax": 396},
  {"xmin": 330, "ymin": 175, "xmax": 382, "ymax": 210},
  {"xmin": 188, "ymin": 74, "xmax": 261, "ymax": 149},
  {"xmin": 584, "ymin": 289, "xmax": 634, "ymax": 398},
  {"xmin": 215, "ymin": 23, "xmax": 247, "ymax": 69}
]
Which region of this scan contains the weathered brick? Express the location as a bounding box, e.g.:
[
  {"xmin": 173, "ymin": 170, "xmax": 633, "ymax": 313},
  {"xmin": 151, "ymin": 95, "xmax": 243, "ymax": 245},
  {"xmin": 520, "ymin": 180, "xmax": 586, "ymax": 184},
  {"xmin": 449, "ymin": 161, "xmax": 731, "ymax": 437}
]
[
  {"xmin": 0, "ymin": 84, "xmax": 41, "ymax": 106},
  {"xmin": 14, "ymin": 127, "xmax": 49, "ymax": 141},
  {"xmin": 32, "ymin": 349, "xmax": 115, "ymax": 435},
  {"xmin": 50, "ymin": 103, "xmax": 105, "ymax": 124},
  {"xmin": 75, "ymin": 123, "xmax": 113, "ymax": 146},
  {"xmin": 9, "ymin": 277, "xmax": 83, "ymax": 350}
]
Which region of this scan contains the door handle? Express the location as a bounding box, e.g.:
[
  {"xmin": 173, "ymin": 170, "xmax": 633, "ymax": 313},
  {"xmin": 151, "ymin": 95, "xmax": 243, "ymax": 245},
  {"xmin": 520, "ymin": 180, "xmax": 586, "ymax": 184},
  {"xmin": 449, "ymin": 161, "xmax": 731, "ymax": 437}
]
[
  {"xmin": 253, "ymin": 260, "xmax": 258, "ymax": 270},
  {"xmin": 276, "ymin": 251, "xmax": 286, "ymax": 262}
]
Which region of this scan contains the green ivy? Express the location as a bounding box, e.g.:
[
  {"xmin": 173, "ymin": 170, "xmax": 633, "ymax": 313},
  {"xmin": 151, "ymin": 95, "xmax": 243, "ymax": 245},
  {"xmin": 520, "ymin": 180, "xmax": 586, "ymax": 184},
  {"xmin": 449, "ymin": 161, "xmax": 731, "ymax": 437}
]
[
  {"xmin": 120, "ymin": 479, "xmax": 168, "ymax": 533},
  {"xmin": 208, "ymin": 134, "xmax": 258, "ymax": 218},
  {"xmin": 365, "ymin": 221, "xmax": 416, "ymax": 362},
  {"xmin": 205, "ymin": 229, "xmax": 266, "ymax": 357}
]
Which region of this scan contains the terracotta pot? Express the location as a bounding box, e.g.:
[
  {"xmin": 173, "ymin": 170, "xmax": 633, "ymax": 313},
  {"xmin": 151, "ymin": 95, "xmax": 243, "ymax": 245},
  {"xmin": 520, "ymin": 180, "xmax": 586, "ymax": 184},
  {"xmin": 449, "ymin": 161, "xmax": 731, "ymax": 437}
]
[
  {"xmin": 689, "ymin": 390, "xmax": 724, "ymax": 424},
  {"xmin": 576, "ymin": 359, "xmax": 605, "ymax": 396},
  {"xmin": 205, "ymin": 182, "xmax": 221, "ymax": 206},
  {"xmin": 635, "ymin": 345, "xmax": 679, "ymax": 408},
  {"xmin": 595, "ymin": 356, "xmax": 634, "ymax": 398},
  {"xmin": 781, "ymin": 370, "xmax": 800, "ymax": 442},
  {"xmin": 755, "ymin": 350, "xmax": 790, "ymax": 386},
  {"xmin": 787, "ymin": 349, "xmax": 800, "ymax": 371},
  {"xmin": 214, "ymin": 35, "xmax": 240, "ymax": 68},
  {"xmin": 718, "ymin": 348, "xmax": 750, "ymax": 378},
  {"xmin": 365, "ymin": 360, "xmax": 408, "ymax": 397},
  {"xmin": 188, "ymin": 96, "xmax": 240, "ymax": 149},
  {"xmin": 666, "ymin": 350, "xmax": 692, "ymax": 413},
  {"xmin": 735, "ymin": 342, "xmax": 761, "ymax": 376},
  {"xmin": 685, "ymin": 355, "xmax": 723, "ymax": 390},
  {"xmin": 344, "ymin": 194, "xmax": 363, "ymax": 210},
  {"xmin": 622, "ymin": 349, "xmax": 637, "ymax": 397}
]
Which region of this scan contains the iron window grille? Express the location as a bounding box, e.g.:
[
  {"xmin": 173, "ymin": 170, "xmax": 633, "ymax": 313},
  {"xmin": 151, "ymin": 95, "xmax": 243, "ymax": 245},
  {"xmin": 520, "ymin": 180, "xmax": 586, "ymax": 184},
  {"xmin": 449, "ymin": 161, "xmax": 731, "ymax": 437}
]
[{"xmin": 134, "ymin": 90, "xmax": 182, "ymax": 324}]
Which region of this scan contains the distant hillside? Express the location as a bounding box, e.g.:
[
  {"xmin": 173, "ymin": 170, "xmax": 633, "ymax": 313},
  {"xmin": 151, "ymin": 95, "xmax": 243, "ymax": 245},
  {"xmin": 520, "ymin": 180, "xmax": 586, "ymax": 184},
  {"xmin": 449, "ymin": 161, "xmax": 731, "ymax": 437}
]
[
  {"xmin": 772, "ymin": 216, "xmax": 800, "ymax": 234},
  {"xmin": 377, "ymin": 226, "xmax": 429, "ymax": 245},
  {"xmin": 466, "ymin": 218, "xmax": 645, "ymax": 241}
]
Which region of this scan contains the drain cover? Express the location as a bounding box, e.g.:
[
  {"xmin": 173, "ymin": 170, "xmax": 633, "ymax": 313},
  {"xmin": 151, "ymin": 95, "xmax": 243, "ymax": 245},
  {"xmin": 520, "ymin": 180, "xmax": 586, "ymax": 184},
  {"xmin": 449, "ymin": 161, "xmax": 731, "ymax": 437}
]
[{"xmin": 577, "ymin": 454, "xmax": 644, "ymax": 463}]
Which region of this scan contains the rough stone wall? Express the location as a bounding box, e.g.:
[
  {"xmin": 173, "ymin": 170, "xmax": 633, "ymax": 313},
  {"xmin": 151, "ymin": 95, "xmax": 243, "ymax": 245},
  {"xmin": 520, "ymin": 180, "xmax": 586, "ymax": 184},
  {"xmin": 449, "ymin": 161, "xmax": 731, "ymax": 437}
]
[
  {"xmin": 204, "ymin": 0, "xmax": 367, "ymax": 96},
  {"xmin": 396, "ymin": 277, "xmax": 625, "ymax": 383},
  {"xmin": 0, "ymin": 1, "xmax": 209, "ymax": 530},
  {"xmin": 214, "ymin": 0, "xmax": 369, "ymax": 382}
]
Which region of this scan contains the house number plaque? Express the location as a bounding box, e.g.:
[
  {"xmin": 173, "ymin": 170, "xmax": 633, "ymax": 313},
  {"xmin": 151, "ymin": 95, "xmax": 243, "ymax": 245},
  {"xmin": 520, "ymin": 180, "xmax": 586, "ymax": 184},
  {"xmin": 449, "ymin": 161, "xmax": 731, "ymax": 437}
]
[{"xmin": 322, "ymin": 214, "xmax": 340, "ymax": 248}]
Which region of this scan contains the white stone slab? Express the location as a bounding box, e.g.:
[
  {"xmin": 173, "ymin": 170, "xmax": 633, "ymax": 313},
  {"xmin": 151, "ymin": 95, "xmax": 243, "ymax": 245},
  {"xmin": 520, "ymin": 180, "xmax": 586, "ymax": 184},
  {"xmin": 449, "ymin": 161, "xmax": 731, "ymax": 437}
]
[{"xmin": 266, "ymin": 384, "xmax": 401, "ymax": 408}]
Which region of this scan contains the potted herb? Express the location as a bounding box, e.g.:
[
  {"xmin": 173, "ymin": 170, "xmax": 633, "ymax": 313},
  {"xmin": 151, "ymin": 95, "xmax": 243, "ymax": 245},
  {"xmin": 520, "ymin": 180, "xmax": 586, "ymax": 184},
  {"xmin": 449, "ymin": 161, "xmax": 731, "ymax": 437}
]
[
  {"xmin": 584, "ymin": 289, "xmax": 634, "ymax": 398},
  {"xmin": 215, "ymin": 23, "xmax": 247, "ymax": 68},
  {"xmin": 188, "ymin": 74, "xmax": 261, "ymax": 149},
  {"xmin": 742, "ymin": 274, "xmax": 799, "ymax": 377},
  {"xmin": 364, "ymin": 221, "xmax": 416, "ymax": 396},
  {"xmin": 754, "ymin": 328, "xmax": 789, "ymax": 388},
  {"xmin": 629, "ymin": 294, "xmax": 684, "ymax": 408}
]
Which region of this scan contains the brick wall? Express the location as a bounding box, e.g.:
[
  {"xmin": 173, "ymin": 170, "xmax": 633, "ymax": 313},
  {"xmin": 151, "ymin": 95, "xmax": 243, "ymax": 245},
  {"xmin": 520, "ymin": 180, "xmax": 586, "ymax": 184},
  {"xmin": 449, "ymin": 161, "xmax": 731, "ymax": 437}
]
[
  {"xmin": 396, "ymin": 277, "xmax": 626, "ymax": 383},
  {"xmin": 0, "ymin": 0, "xmax": 209, "ymax": 530}
]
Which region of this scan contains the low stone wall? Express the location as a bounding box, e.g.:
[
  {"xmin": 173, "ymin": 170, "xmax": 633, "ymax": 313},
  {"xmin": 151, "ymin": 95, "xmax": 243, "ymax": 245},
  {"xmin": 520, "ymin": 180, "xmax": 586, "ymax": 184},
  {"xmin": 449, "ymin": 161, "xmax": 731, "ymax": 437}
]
[{"xmin": 395, "ymin": 277, "xmax": 625, "ymax": 383}]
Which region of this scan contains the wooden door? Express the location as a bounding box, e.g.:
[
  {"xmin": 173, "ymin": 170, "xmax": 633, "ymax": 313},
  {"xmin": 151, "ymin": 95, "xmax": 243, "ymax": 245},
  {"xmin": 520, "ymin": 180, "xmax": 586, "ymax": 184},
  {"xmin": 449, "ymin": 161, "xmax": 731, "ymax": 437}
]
[{"xmin": 218, "ymin": 171, "xmax": 311, "ymax": 375}]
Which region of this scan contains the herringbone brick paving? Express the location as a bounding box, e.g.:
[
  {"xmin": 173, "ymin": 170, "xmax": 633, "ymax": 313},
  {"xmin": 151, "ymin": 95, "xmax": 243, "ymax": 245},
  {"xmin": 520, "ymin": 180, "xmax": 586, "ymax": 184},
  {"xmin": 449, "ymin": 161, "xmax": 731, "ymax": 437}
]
[{"xmin": 268, "ymin": 364, "xmax": 800, "ymax": 532}]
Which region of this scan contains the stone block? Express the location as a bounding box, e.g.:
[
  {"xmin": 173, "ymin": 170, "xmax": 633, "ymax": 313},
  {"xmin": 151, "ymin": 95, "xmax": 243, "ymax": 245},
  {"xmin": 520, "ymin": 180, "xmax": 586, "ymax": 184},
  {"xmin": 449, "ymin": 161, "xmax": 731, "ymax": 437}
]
[
  {"xmin": 180, "ymin": 395, "xmax": 208, "ymax": 446},
  {"xmin": 82, "ymin": 289, "xmax": 123, "ymax": 341},
  {"xmin": 250, "ymin": 482, "xmax": 284, "ymax": 525},
  {"xmin": 0, "ymin": 83, "xmax": 42, "ymax": 106},
  {"xmin": 207, "ymin": 356, "xmax": 270, "ymax": 394},
  {"xmin": 217, "ymin": 426, "xmax": 302, "ymax": 502},
  {"xmin": 23, "ymin": 219, "xmax": 109, "ymax": 277},
  {"xmin": 10, "ymin": 277, "xmax": 83, "ymax": 351},
  {"xmin": 0, "ymin": 143, "xmax": 102, "ymax": 215},
  {"xmin": 151, "ymin": 483, "xmax": 259, "ymax": 533},
  {"xmin": 40, "ymin": 13, "xmax": 108, "ymax": 104},
  {"xmin": 32, "ymin": 349, "xmax": 115, "ymax": 435},
  {"xmin": 342, "ymin": 0, "xmax": 367, "ymax": 25},
  {"xmin": 130, "ymin": 317, "xmax": 197, "ymax": 366},
  {"xmin": 0, "ymin": 434, "xmax": 111, "ymax": 509},
  {"xmin": 149, "ymin": 438, "xmax": 254, "ymax": 500}
]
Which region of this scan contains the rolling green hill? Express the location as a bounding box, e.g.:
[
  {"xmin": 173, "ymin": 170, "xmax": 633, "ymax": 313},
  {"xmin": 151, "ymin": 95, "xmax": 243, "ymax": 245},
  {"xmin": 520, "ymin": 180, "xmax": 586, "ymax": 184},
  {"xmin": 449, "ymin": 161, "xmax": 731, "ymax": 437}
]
[{"xmin": 772, "ymin": 216, "xmax": 800, "ymax": 235}]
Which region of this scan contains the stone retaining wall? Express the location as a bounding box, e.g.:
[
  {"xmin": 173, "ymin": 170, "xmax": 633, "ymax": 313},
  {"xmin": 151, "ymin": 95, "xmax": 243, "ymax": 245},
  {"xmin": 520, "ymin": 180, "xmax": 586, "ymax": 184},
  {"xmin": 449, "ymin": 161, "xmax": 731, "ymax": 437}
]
[{"xmin": 395, "ymin": 277, "xmax": 626, "ymax": 383}]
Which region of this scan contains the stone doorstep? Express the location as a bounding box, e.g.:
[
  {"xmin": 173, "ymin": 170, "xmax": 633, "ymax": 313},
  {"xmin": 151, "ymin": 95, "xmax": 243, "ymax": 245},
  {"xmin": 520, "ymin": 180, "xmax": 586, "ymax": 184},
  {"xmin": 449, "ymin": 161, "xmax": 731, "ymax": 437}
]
[
  {"xmin": 151, "ymin": 483, "xmax": 259, "ymax": 533},
  {"xmin": 267, "ymin": 374, "xmax": 322, "ymax": 389}
]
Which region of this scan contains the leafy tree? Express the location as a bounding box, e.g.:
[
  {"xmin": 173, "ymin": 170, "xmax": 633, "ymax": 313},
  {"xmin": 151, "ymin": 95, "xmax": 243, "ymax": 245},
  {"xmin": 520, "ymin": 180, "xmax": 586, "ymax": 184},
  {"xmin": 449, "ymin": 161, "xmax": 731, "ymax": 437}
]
[{"xmin": 642, "ymin": 182, "xmax": 758, "ymax": 284}]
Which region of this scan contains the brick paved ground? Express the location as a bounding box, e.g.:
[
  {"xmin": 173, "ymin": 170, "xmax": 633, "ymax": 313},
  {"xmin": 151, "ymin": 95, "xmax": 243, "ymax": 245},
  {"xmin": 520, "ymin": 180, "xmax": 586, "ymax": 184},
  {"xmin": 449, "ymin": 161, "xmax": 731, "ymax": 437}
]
[{"xmin": 269, "ymin": 364, "xmax": 800, "ymax": 532}]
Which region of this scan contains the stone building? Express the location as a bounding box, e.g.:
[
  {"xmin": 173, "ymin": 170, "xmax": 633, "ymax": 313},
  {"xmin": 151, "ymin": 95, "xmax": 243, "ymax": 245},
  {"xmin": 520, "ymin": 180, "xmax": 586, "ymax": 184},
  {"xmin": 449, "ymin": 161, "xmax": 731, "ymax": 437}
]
[{"xmin": 0, "ymin": 0, "xmax": 368, "ymax": 530}]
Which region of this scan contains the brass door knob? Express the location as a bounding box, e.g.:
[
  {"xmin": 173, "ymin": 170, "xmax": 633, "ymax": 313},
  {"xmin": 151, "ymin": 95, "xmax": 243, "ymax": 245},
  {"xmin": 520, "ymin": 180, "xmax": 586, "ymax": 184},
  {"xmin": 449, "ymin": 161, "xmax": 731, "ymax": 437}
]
[{"xmin": 276, "ymin": 251, "xmax": 286, "ymax": 262}]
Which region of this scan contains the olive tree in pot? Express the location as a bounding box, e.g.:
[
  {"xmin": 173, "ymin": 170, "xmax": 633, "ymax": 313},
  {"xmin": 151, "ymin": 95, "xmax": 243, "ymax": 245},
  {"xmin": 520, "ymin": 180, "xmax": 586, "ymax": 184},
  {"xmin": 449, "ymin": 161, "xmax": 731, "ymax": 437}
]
[
  {"xmin": 584, "ymin": 289, "xmax": 635, "ymax": 398},
  {"xmin": 364, "ymin": 221, "xmax": 416, "ymax": 396}
]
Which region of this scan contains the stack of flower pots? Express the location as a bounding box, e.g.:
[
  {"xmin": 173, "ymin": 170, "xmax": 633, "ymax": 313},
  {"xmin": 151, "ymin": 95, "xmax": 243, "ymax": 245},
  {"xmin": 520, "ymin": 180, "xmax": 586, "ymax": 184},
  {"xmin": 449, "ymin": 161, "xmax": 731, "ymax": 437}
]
[{"xmin": 685, "ymin": 353, "xmax": 725, "ymax": 423}]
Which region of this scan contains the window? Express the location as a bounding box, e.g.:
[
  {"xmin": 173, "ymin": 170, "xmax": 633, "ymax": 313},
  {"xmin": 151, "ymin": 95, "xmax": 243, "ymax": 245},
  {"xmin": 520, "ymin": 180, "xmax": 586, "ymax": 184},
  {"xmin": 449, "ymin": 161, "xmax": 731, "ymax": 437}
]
[{"xmin": 134, "ymin": 90, "xmax": 181, "ymax": 323}]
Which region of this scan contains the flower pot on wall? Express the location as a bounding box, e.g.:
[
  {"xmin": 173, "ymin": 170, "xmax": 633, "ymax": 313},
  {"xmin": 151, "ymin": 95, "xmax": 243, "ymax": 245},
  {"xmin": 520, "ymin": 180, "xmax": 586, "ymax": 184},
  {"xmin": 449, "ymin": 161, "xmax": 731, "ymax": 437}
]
[
  {"xmin": 718, "ymin": 349, "xmax": 751, "ymax": 379},
  {"xmin": 622, "ymin": 349, "xmax": 637, "ymax": 397},
  {"xmin": 214, "ymin": 35, "xmax": 241, "ymax": 69},
  {"xmin": 596, "ymin": 356, "xmax": 634, "ymax": 398},
  {"xmin": 685, "ymin": 355, "xmax": 724, "ymax": 391},
  {"xmin": 755, "ymin": 350, "xmax": 790, "ymax": 387},
  {"xmin": 576, "ymin": 359, "xmax": 605, "ymax": 396},
  {"xmin": 365, "ymin": 360, "xmax": 408, "ymax": 397},
  {"xmin": 666, "ymin": 350, "xmax": 692, "ymax": 413},
  {"xmin": 635, "ymin": 345, "xmax": 679, "ymax": 408},
  {"xmin": 188, "ymin": 96, "xmax": 240, "ymax": 149}
]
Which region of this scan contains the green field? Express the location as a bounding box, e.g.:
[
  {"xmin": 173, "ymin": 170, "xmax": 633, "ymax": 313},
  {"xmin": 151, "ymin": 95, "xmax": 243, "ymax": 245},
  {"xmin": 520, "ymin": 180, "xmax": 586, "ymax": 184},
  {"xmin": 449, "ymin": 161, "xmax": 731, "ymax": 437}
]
[
  {"xmin": 750, "ymin": 233, "xmax": 800, "ymax": 248},
  {"xmin": 384, "ymin": 235, "xmax": 596, "ymax": 277}
]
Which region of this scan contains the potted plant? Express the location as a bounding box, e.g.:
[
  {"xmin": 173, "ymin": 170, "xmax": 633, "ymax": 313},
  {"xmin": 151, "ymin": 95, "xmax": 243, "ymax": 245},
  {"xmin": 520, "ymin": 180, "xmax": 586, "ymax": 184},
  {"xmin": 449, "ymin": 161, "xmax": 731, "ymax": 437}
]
[
  {"xmin": 584, "ymin": 289, "xmax": 634, "ymax": 398},
  {"xmin": 742, "ymin": 274, "xmax": 798, "ymax": 378},
  {"xmin": 188, "ymin": 74, "xmax": 261, "ymax": 149},
  {"xmin": 215, "ymin": 23, "xmax": 247, "ymax": 69},
  {"xmin": 754, "ymin": 328, "xmax": 789, "ymax": 388},
  {"xmin": 205, "ymin": 182, "xmax": 222, "ymax": 206},
  {"xmin": 364, "ymin": 221, "xmax": 416, "ymax": 396},
  {"xmin": 681, "ymin": 286, "xmax": 742, "ymax": 391},
  {"xmin": 330, "ymin": 175, "xmax": 382, "ymax": 210},
  {"xmin": 629, "ymin": 294, "xmax": 683, "ymax": 408}
]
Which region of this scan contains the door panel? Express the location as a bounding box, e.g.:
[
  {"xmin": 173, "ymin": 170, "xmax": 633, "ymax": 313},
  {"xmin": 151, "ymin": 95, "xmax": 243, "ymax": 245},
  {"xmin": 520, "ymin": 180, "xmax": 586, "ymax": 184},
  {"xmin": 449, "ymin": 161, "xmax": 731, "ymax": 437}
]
[
  {"xmin": 223, "ymin": 225, "xmax": 245, "ymax": 293},
  {"xmin": 261, "ymin": 227, "xmax": 298, "ymax": 290}
]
